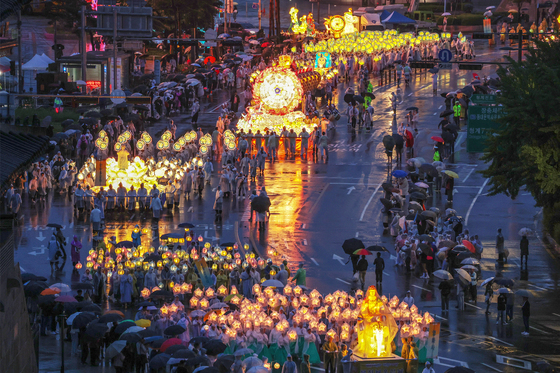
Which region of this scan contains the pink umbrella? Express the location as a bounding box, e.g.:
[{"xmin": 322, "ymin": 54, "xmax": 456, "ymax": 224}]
[{"xmin": 161, "ymin": 338, "xmax": 183, "ymax": 352}]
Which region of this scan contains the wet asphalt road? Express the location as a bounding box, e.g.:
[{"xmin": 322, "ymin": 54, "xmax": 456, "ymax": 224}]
[{"xmin": 12, "ymin": 43, "xmax": 560, "ymax": 372}]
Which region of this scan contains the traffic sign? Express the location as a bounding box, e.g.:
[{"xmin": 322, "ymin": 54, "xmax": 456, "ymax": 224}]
[
  {"xmin": 252, "ymin": 2, "xmax": 258, "ymax": 9},
  {"xmin": 438, "ymin": 48, "xmax": 453, "ymax": 62},
  {"xmin": 438, "ymin": 63, "xmax": 452, "ymax": 69}
]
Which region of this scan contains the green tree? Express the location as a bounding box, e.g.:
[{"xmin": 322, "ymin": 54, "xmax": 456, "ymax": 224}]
[
  {"xmin": 149, "ymin": 0, "xmax": 221, "ymax": 35},
  {"xmin": 480, "ymin": 39, "xmax": 560, "ymax": 242}
]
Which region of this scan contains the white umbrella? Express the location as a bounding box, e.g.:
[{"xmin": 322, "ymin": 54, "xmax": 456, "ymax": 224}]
[
  {"xmin": 243, "ymin": 356, "xmax": 263, "ymax": 371},
  {"xmin": 433, "ymin": 270, "xmax": 453, "ymax": 280},
  {"xmin": 455, "ymin": 268, "xmax": 471, "ymax": 284},
  {"xmin": 486, "ymin": 6, "xmax": 495, "ymax": 10},
  {"xmin": 442, "ymin": 12, "xmax": 451, "ymax": 16},
  {"xmin": 484, "ymin": 11, "xmax": 492, "ymax": 17},
  {"xmin": 121, "ymin": 325, "xmax": 145, "ymax": 335},
  {"xmin": 461, "ymin": 257, "xmax": 480, "ymax": 265},
  {"xmin": 50, "ymin": 283, "xmax": 71, "ymax": 292},
  {"xmin": 210, "ymin": 302, "xmax": 228, "ymax": 309},
  {"xmin": 480, "ymin": 277, "xmax": 494, "ymax": 287},
  {"xmin": 247, "ymin": 367, "xmax": 268, "ymax": 373},
  {"xmin": 518, "ymin": 227, "xmax": 533, "ymax": 237},
  {"xmin": 191, "ymin": 310, "xmax": 206, "ymax": 317},
  {"xmin": 249, "ymin": 40, "xmax": 259, "ymax": 45},
  {"xmin": 461, "ymin": 265, "xmax": 477, "ymax": 271},
  {"xmin": 106, "ymin": 340, "xmax": 127, "ymax": 360},
  {"xmin": 137, "ymin": 305, "xmax": 158, "ymax": 311},
  {"xmin": 234, "ymin": 348, "xmax": 254, "ymax": 357},
  {"xmin": 76, "ymin": 80, "xmax": 86, "ymax": 85},
  {"xmin": 498, "ymin": 287, "xmax": 513, "ymax": 294}
]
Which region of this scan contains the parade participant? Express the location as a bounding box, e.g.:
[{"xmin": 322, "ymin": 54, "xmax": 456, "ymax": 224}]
[
  {"xmin": 47, "ymin": 233, "xmax": 62, "ymax": 272},
  {"xmin": 127, "ymin": 185, "xmax": 137, "ymax": 211},
  {"xmin": 116, "ymin": 182, "xmax": 127, "ymax": 211},
  {"xmin": 137, "ymin": 183, "xmax": 148, "ymax": 211},
  {"xmin": 150, "ymin": 193, "xmax": 163, "ymax": 219}
]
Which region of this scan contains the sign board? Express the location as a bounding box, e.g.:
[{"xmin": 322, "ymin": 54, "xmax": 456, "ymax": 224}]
[
  {"xmin": 467, "ymin": 105, "xmax": 505, "ymax": 152},
  {"xmin": 252, "ymin": 2, "xmax": 258, "ymax": 9},
  {"xmin": 425, "ymin": 322, "xmax": 440, "ymax": 360},
  {"xmin": 471, "ymin": 94, "xmax": 497, "ymax": 104},
  {"xmin": 438, "ymin": 63, "xmax": 452, "ymax": 69},
  {"xmin": 95, "ymin": 159, "xmax": 107, "ymax": 186},
  {"xmin": 438, "ymin": 48, "xmax": 453, "ymax": 62}
]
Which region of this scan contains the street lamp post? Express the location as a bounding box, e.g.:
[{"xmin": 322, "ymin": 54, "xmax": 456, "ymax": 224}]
[{"xmin": 59, "ymin": 312, "xmax": 66, "ymax": 373}]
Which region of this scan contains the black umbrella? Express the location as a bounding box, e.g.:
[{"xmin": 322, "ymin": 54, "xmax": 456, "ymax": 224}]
[
  {"xmin": 461, "ymin": 86, "xmax": 474, "ymax": 97},
  {"xmin": 61, "ymin": 119, "xmax": 74, "ymax": 128},
  {"xmin": 214, "ymin": 354, "xmax": 235, "ymax": 373},
  {"xmin": 84, "ymin": 111, "xmax": 102, "ymax": 118},
  {"xmin": 203, "ymin": 340, "xmax": 227, "ymax": 355},
  {"xmin": 71, "ymin": 312, "xmax": 97, "ymax": 329},
  {"xmin": 440, "ymin": 109, "xmax": 454, "ymax": 118},
  {"xmin": 46, "ymin": 223, "xmax": 63, "ymax": 229},
  {"xmin": 174, "ymin": 349, "xmax": 196, "ymax": 359},
  {"xmin": 81, "ymin": 304, "xmax": 102, "ymax": 313},
  {"xmin": 100, "ymin": 109, "xmax": 113, "ymax": 116},
  {"xmin": 164, "ymin": 325, "xmax": 186, "ymax": 336},
  {"xmin": 151, "ymin": 290, "xmax": 173, "ymax": 299},
  {"xmin": 137, "ymin": 301, "xmax": 155, "ymax": 308},
  {"xmin": 138, "ymin": 329, "xmax": 158, "ymax": 339},
  {"xmin": 220, "ymin": 242, "xmax": 236, "ymax": 247},
  {"xmin": 382, "ymin": 182, "xmax": 397, "ymax": 193},
  {"xmin": 419, "ymin": 234, "xmax": 435, "ymax": 242},
  {"xmin": 178, "ymin": 222, "xmax": 195, "ymax": 229},
  {"xmin": 343, "ymin": 93, "xmax": 353, "ymax": 104},
  {"xmin": 353, "ymin": 95, "xmax": 365, "ymax": 103},
  {"xmin": 405, "ymin": 106, "xmax": 419, "ymax": 111},
  {"xmin": 419, "ymin": 163, "xmax": 438, "ymax": 177},
  {"xmin": 166, "ymin": 344, "xmax": 187, "ymax": 355},
  {"xmin": 63, "ymin": 302, "xmax": 80, "ymax": 314},
  {"xmin": 440, "ymin": 92, "xmax": 450, "ymax": 98},
  {"xmin": 98, "ymin": 313, "xmax": 123, "ymax": 324},
  {"xmin": 392, "ymin": 133, "xmax": 404, "ymax": 147},
  {"xmin": 114, "ymin": 321, "xmax": 136, "ymax": 335},
  {"xmin": 189, "ymin": 336, "xmax": 209, "ymax": 345},
  {"xmin": 115, "ymin": 102, "xmax": 128, "ymax": 109},
  {"xmin": 382, "ymin": 135, "xmax": 395, "ymax": 150},
  {"xmin": 419, "ymin": 243, "xmax": 433, "ymax": 256},
  {"xmin": 458, "ymin": 98, "xmax": 467, "ymax": 107},
  {"xmin": 365, "ymin": 245, "xmax": 388, "ymax": 252},
  {"xmin": 24, "ymin": 281, "xmax": 48, "ymax": 297},
  {"xmin": 133, "ymin": 85, "xmax": 149, "ymax": 93},
  {"xmin": 150, "ymin": 338, "xmax": 165, "ymax": 349},
  {"xmin": 37, "ymin": 294, "xmax": 56, "ymax": 304},
  {"xmin": 161, "ymin": 233, "xmax": 184, "ymax": 240},
  {"xmin": 342, "ymin": 238, "xmax": 365, "ymax": 255},
  {"xmin": 119, "ymin": 332, "xmax": 142, "ymax": 344},
  {"xmin": 150, "ymin": 353, "xmax": 171, "ymax": 370},
  {"xmin": 22, "ymin": 273, "xmax": 48, "ymax": 282},
  {"xmin": 85, "ymin": 322, "xmax": 108, "ymax": 340},
  {"xmin": 494, "ymin": 278, "xmax": 515, "ymax": 287},
  {"xmin": 185, "ymin": 355, "xmax": 207, "ymax": 366},
  {"xmin": 79, "ymin": 118, "xmax": 96, "ymax": 125},
  {"xmin": 72, "ymin": 282, "xmax": 94, "ymax": 290},
  {"xmin": 361, "ymin": 91, "xmax": 375, "ymax": 99},
  {"xmin": 251, "ymin": 195, "xmax": 271, "ymax": 213},
  {"xmin": 199, "ymin": 367, "xmax": 220, "ymax": 373},
  {"xmin": 442, "ymin": 131, "xmax": 454, "ymax": 145},
  {"xmin": 144, "ymin": 254, "xmax": 163, "ymax": 262},
  {"xmin": 133, "ymin": 104, "xmax": 149, "ymax": 111},
  {"xmin": 410, "ymin": 192, "xmax": 427, "ymax": 200},
  {"xmin": 116, "ymin": 241, "xmax": 135, "ymax": 248}
]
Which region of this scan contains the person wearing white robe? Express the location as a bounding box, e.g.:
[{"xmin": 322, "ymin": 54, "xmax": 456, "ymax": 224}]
[
  {"xmin": 150, "ymin": 194, "xmax": 163, "ymax": 219},
  {"xmin": 137, "ymin": 183, "xmax": 148, "ymax": 210}
]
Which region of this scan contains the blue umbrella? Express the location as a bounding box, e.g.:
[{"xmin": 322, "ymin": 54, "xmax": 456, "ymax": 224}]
[
  {"xmin": 392, "ymin": 170, "xmax": 408, "ymax": 178},
  {"xmin": 191, "ymin": 63, "xmax": 201, "ymax": 67}
]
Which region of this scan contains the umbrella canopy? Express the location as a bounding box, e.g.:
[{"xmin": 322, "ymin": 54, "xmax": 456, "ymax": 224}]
[
  {"xmin": 243, "ymin": 356, "xmax": 264, "ymax": 370},
  {"xmin": 85, "ymin": 321, "xmax": 109, "ymax": 340},
  {"xmin": 50, "ymin": 283, "xmax": 71, "ymax": 292},
  {"xmin": 98, "ymin": 313, "xmax": 123, "ymax": 324},
  {"xmin": 161, "ymin": 338, "xmax": 183, "ymax": 353},
  {"xmin": 251, "ymin": 195, "xmax": 271, "ymax": 213},
  {"xmin": 443, "ymin": 170, "xmax": 459, "ymax": 179},
  {"xmin": 203, "ymin": 339, "xmax": 227, "ymax": 355},
  {"xmin": 461, "ymin": 265, "xmax": 477, "ymax": 271},
  {"xmin": 106, "ymin": 340, "xmax": 128, "ymax": 360},
  {"xmin": 433, "ymin": 270, "xmax": 453, "ymax": 280},
  {"xmin": 122, "ymin": 325, "xmax": 145, "ymax": 335},
  {"xmin": 233, "ymin": 348, "xmax": 254, "ymax": 357},
  {"xmin": 480, "ymin": 277, "xmax": 494, "ymax": 287},
  {"xmin": 405, "ymin": 106, "xmax": 419, "ymax": 111},
  {"xmin": 518, "ymin": 227, "xmax": 533, "ymax": 236},
  {"xmin": 440, "ymin": 109, "xmax": 454, "ymax": 117},
  {"xmin": 119, "ymin": 332, "xmax": 142, "ymax": 344},
  {"xmin": 461, "ymin": 258, "xmax": 480, "ymax": 265},
  {"xmin": 114, "ymin": 321, "xmax": 136, "ymax": 335},
  {"xmin": 261, "ymin": 279, "xmax": 284, "ymax": 288},
  {"xmin": 41, "ymin": 288, "xmax": 60, "ymax": 295},
  {"xmin": 55, "ymin": 295, "xmax": 77, "ymax": 303},
  {"xmin": 178, "ymin": 222, "xmax": 196, "ymax": 229},
  {"xmin": 150, "ymin": 353, "xmax": 171, "ymax": 370},
  {"xmin": 462, "ymin": 240, "xmax": 476, "ymax": 253},
  {"xmin": 116, "ymin": 241, "xmax": 134, "ymax": 248},
  {"xmin": 214, "ymin": 354, "xmax": 235, "ymax": 372},
  {"xmin": 515, "ymin": 289, "xmax": 533, "ymax": 298},
  {"xmin": 165, "ymin": 344, "xmax": 187, "ymax": 355},
  {"xmin": 174, "ymin": 349, "xmax": 197, "ymax": 359},
  {"xmin": 135, "ymin": 319, "xmax": 151, "ymax": 328},
  {"xmin": 498, "ymin": 287, "xmax": 513, "ymax": 294},
  {"xmin": 392, "ymin": 170, "xmax": 408, "ymax": 178},
  {"xmin": 431, "ymin": 136, "xmax": 444, "ymax": 143},
  {"xmin": 164, "ymin": 325, "xmax": 186, "ymax": 336},
  {"xmin": 22, "ymin": 273, "xmax": 48, "ymax": 282},
  {"xmin": 455, "ymin": 268, "xmax": 471, "ymax": 284},
  {"xmin": 353, "ymin": 95, "xmax": 365, "ymax": 103},
  {"xmin": 353, "ymin": 248, "xmax": 372, "ymax": 256},
  {"xmin": 415, "ymin": 182, "xmax": 429, "ymax": 188},
  {"xmin": 494, "ymin": 278, "xmax": 514, "ymax": 287},
  {"xmin": 342, "ymin": 238, "xmax": 365, "ymax": 255}
]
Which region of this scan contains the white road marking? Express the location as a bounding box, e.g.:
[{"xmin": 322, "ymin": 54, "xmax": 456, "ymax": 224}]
[
  {"xmin": 464, "ymin": 302, "xmax": 482, "ymax": 310},
  {"xmin": 434, "ymin": 357, "xmax": 469, "ymax": 368},
  {"xmin": 311, "ymin": 258, "xmax": 319, "ymax": 266},
  {"xmin": 20, "ymin": 266, "xmax": 27, "ymax": 273},
  {"xmin": 496, "ymin": 355, "xmax": 532, "ymax": 370},
  {"xmin": 187, "ymin": 206, "xmax": 194, "ymax": 212},
  {"xmin": 408, "ymin": 92, "xmax": 413, "ymax": 96},
  {"xmin": 530, "ymin": 326, "xmax": 550, "ymax": 334},
  {"xmin": 438, "ymin": 105, "xmax": 443, "ymax": 109},
  {"xmin": 434, "ymin": 314, "xmax": 447, "ymax": 321},
  {"xmin": 359, "ymin": 181, "xmax": 384, "ymax": 221},
  {"xmin": 336, "ymin": 278, "xmax": 351, "ymax": 285},
  {"xmin": 333, "ymin": 254, "xmax": 346, "ymax": 265},
  {"xmin": 383, "ymin": 271, "xmax": 390, "ymax": 276},
  {"xmin": 528, "ymin": 283, "xmax": 547, "ymax": 291},
  {"xmin": 433, "ymin": 112, "xmax": 437, "ymax": 115},
  {"xmin": 310, "ymin": 367, "xmax": 325, "ymax": 372},
  {"xmin": 347, "ymin": 186, "xmax": 356, "ymax": 195},
  {"xmin": 462, "ymin": 167, "xmax": 476, "ymax": 182},
  {"xmin": 355, "ymin": 232, "xmax": 359, "ymax": 238},
  {"xmin": 481, "ymin": 363, "xmax": 503, "ymax": 372},
  {"xmin": 465, "ymin": 178, "xmax": 489, "ymax": 227},
  {"xmin": 412, "ymin": 284, "xmax": 430, "ymax": 291},
  {"xmin": 552, "ymin": 313, "xmax": 560, "ymax": 318},
  {"xmin": 303, "ymin": 239, "xmax": 308, "ymax": 246}
]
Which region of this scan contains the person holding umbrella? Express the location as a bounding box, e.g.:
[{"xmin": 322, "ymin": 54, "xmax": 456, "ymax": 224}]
[
  {"xmin": 520, "ymin": 235, "xmax": 529, "ymax": 268},
  {"xmin": 357, "ymin": 255, "xmax": 369, "ymax": 289},
  {"xmin": 496, "ymin": 291, "xmax": 507, "ymax": 325}
]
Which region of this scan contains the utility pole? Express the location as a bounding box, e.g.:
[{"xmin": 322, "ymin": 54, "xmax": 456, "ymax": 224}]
[
  {"xmin": 81, "ymin": 5, "xmax": 87, "ymax": 84},
  {"xmin": 269, "ymin": 0, "xmax": 274, "ymax": 37},
  {"xmin": 224, "ymin": 0, "xmax": 228, "ymax": 34},
  {"xmin": 17, "ymin": 8, "xmax": 22, "ymax": 93},
  {"xmin": 113, "ymin": 7, "xmax": 117, "ymax": 91},
  {"xmin": 258, "ymin": 0, "xmax": 261, "ymax": 30}
]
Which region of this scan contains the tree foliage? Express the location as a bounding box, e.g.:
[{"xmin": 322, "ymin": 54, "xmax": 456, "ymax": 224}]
[
  {"xmin": 44, "ymin": 0, "xmax": 88, "ymax": 30},
  {"xmin": 481, "ymin": 39, "xmax": 560, "ymax": 227}
]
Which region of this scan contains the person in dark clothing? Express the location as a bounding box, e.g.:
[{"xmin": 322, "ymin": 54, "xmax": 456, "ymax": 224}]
[
  {"xmin": 373, "ymin": 253, "xmax": 385, "ymax": 284},
  {"xmin": 439, "ymin": 280, "xmax": 451, "ymax": 312},
  {"xmin": 520, "ymin": 236, "xmax": 529, "ymax": 268},
  {"xmin": 496, "ymin": 293, "xmax": 507, "ymax": 325},
  {"xmin": 521, "ymin": 297, "xmax": 530, "ymax": 335},
  {"xmin": 445, "ymin": 176, "xmax": 454, "ymax": 203},
  {"xmin": 347, "ymin": 254, "xmax": 359, "ymax": 275},
  {"xmin": 357, "ymin": 255, "xmax": 368, "ymax": 289}
]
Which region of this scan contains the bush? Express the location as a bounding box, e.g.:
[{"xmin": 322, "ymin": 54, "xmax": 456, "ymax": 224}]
[
  {"xmin": 435, "ymin": 13, "xmax": 485, "ymax": 26},
  {"xmin": 418, "ymin": 3, "xmax": 444, "ymax": 13},
  {"xmin": 543, "ymin": 203, "xmax": 560, "ymax": 246}
]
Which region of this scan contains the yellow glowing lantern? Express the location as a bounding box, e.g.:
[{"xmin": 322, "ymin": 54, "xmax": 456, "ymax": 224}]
[
  {"xmin": 274, "ymin": 363, "xmax": 280, "ymax": 370},
  {"xmin": 252, "ymin": 284, "xmax": 261, "ymax": 295},
  {"xmin": 217, "ymin": 285, "xmax": 228, "ymax": 296},
  {"xmin": 293, "ymin": 286, "xmax": 302, "ymax": 296},
  {"xmin": 75, "ymin": 262, "xmax": 82, "ymax": 269},
  {"xmin": 206, "ymin": 288, "xmax": 215, "ymax": 298},
  {"xmin": 230, "ymin": 286, "xmax": 238, "ymax": 295},
  {"xmin": 199, "ymin": 298, "xmax": 209, "ymax": 309},
  {"xmin": 194, "ymin": 288, "xmax": 204, "ymax": 298},
  {"xmin": 190, "ymin": 297, "xmax": 199, "ymax": 308},
  {"xmin": 284, "ymin": 284, "xmax": 292, "ymax": 295}
]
